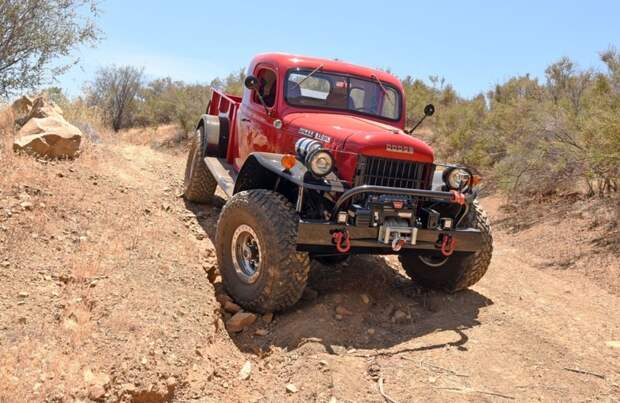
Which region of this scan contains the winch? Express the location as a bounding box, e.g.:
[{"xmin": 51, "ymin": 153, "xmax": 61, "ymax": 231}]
[{"xmin": 378, "ymin": 217, "xmax": 418, "ymax": 251}]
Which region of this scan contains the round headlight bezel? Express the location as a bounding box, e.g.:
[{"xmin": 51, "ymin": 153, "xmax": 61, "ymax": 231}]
[
  {"xmin": 442, "ymin": 167, "xmax": 472, "ymax": 191},
  {"xmin": 305, "ymin": 148, "xmax": 334, "ymax": 177}
]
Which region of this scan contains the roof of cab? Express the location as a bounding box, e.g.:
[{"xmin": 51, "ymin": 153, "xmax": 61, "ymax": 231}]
[{"xmin": 250, "ymin": 52, "xmax": 403, "ymax": 90}]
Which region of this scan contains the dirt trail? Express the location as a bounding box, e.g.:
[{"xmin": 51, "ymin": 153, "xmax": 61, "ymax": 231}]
[{"xmin": 1, "ymin": 140, "xmax": 618, "ymax": 402}]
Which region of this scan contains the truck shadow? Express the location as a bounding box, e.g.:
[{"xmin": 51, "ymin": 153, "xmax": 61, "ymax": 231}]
[{"xmin": 184, "ymin": 200, "xmax": 494, "ymax": 355}]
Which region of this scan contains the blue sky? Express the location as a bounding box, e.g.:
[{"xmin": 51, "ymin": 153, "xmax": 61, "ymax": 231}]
[{"xmin": 59, "ymin": 0, "xmax": 620, "ymax": 98}]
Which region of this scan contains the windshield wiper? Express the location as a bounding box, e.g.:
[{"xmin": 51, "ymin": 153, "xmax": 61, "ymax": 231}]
[{"xmin": 293, "ymin": 64, "xmax": 325, "ymax": 89}]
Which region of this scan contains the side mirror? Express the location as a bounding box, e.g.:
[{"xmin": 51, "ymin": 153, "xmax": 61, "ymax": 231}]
[
  {"xmin": 244, "ymin": 75, "xmax": 259, "ymax": 90},
  {"xmin": 406, "ymin": 103, "xmax": 436, "ymax": 135},
  {"xmin": 424, "ymin": 104, "xmax": 435, "ymax": 116}
]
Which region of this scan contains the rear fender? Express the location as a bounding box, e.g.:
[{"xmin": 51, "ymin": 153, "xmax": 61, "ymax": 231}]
[{"xmin": 196, "ymin": 114, "xmax": 229, "ymax": 158}]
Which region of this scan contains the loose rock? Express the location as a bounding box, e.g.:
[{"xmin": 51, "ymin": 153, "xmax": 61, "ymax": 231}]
[
  {"xmin": 392, "ymin": 310, "xmax": 407, "ymax": 323},
  {"xmin": 227, "ymin": 312, "xmax": 257, "ymax": 333},
  {"xmin": 223, "ymin": 300, "xmax": 242, "ymax": 314},
  {"xmin": 286, "ymin": 383, "xmax": 298, "ymax": 393},
  {"xmin": 262, "ymin": 312, "xmax": 274, "ymax": 324},
  {"xmin": 239, "ymin": 361, "xmax": 252, "ymax": 380},
  {"xmin": 88, "ymin": 385, "xmax": 106, "ymax": 401},
  {"xmin": 216, "ymin": 293, "xmax": 233, "ymax": 305},
  {"xmin": 255, "ymin": 328, "xmax": 269, "ymax": 336},
  {"xmin": 335, "ymin": 305, "xmax": 353, "ymax": 316}
]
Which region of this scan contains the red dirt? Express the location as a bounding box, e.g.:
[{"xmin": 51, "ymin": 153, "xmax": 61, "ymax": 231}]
[{"xmin": 1, "ymin": 137, "xmax": 618, "ymax": 402}]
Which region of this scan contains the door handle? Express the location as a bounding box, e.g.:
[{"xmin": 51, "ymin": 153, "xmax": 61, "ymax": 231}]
[{"xmin": 241, "ymin": 118, "xmax": 251, "ymax": 122}]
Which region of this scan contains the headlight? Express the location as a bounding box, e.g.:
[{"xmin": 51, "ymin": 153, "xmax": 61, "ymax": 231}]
[
  {"xmin": 306, "ymin": 149, "xmax": 334, "ymax": 177},
  {"xmin": 443, "ymin": 167, "xmax": 471, "ymax": 190}
]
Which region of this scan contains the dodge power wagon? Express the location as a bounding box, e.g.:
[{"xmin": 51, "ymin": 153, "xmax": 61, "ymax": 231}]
[{"xmin": 184, "ymin": 53, "xmax": 493, "ymax": 313}]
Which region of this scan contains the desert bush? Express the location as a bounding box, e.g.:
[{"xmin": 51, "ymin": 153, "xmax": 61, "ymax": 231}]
[
  {"xmin": 85, "ymin": 66, "xmax": 144, "ymax": 131},
  {"xmin": 405, "ymin": 49, "xmax": 620, "ymax": 199},
  {"xmin": 135, "ymin": 78, "xmax": 211, "ymax": 133},
  {"xmin": 209, "ymin": 68, "xmax": 246, "ymax": 96}
]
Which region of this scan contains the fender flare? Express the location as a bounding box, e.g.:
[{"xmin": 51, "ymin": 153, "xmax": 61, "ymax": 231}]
[
  {"xmin": 196, "ymin": 114, "xmax": 229, "ymax": 158},
  {"xmin": 233, "ymin": 152, "xmax": 346, "ymax": 195}
]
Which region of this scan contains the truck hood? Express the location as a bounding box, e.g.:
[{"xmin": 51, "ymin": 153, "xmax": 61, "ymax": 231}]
[{"xmin": 283, "ymin": 112, "xmax": 434, "ymax": 163}]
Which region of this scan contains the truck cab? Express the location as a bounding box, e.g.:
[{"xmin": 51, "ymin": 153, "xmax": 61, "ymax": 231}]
[{"xmin": 184, "ymin": 53, "xmax": 493, "ymax": 313}]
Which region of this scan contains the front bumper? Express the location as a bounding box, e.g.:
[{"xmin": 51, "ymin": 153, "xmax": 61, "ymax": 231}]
[
  {"xmin": 296, "ymin": 221, "xmax": 482, "ymax": 254},
  {"xmin": 296, "ymin": 185, "xmax": 482, "ymax": 254}
]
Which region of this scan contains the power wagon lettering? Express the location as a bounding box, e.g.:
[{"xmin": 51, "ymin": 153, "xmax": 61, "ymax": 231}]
[{"xmin": 298, "ymin": 127, "xmax": 332, "ymax": 143}]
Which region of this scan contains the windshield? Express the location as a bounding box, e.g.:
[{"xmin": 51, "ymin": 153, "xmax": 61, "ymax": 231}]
[{"xmin": 285, "ymin": 69, "xmax": 402, "ymax": 121}]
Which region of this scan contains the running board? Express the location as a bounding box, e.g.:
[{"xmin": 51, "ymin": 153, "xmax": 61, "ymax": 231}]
[{"xmin": 204, "ymin": 157, "xmax": 237, "ymax": 198}]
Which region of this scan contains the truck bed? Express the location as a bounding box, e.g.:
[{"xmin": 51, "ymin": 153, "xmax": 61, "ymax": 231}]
[{"xmin": 207, "ymin": 89, "xmax": 242, "ymax": 165}]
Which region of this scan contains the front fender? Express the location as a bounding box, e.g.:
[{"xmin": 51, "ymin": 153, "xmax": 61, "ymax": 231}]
[{"xmin": 233, "ymin": 152, "xmax": 347, "ymax": 195}]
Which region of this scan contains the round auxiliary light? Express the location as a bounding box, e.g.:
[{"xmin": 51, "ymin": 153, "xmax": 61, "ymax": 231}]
[
  {"xmin": 306, "ymin": 148, "xmax": 334, "ymax": 177},
  {"xmin": 443, "ymin": 167, "xmax": 471, "ymax": 190}
]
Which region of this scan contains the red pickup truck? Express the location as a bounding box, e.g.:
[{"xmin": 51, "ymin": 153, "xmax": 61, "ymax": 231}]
[{"xmin": 184, "ymin": 53, "xmax": 492, "ymax": 313}]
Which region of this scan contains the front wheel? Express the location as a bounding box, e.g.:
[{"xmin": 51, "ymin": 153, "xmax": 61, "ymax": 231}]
[
  {"xmin": 399, "ymin": 201, "xmax": 493, "ymax": 292},
  {"xmin": 215, "ymin": 190, "xmax": 310, "ymax": 313}
]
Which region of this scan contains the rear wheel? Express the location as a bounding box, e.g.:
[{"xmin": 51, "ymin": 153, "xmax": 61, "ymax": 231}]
[
  {"xmin": 215, "ymin": 190, "xmax": 310, "ymax": 313},
  {"xmin": 183, "ymin": 125, "xmax": 216, "ymax": 203},
  {"xmin": 399, "ymin": 201, "xmax": 493, "ymax": 292}
]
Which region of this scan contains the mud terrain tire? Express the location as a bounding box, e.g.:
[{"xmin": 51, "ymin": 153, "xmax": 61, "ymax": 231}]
[
  {"xmin": 399, "ymin": 201, "xmax": 493, "ymax": 292},
  {"xmin": 215, "ymin": 190, "xmax": 310, "ymax": 313},
  {"xmin": 183, "ymin": 126, "xmax": 216, "ymax": 203}
]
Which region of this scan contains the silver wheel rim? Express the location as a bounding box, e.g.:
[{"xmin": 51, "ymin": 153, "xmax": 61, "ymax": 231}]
[
  {"xmin": 231, "ymin": 224, "xmax": 261, "ymax": 284},
  {"xmin": 418, "ymin": 254, "xmax": 449, "ymax": 268}
]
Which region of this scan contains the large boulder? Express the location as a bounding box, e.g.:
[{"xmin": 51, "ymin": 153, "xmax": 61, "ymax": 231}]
[
  {"xmin": 13, "ymin": 116, "xmax": 82, "ymax": 158},
  {"xmin": 11, "ymin": 95, "xmax": 34, "ymax": 117},
  {"xmin": 15, "ymin": 96, "xmax": 63, "ymax": 126}
]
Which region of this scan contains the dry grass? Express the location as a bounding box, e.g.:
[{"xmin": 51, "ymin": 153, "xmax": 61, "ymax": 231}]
[
  {"xmin": 0, "ymin": 128, "xmax": 226, "ymax": 401},
  {"xmin": 118, "ymin": 124, "xmax": 189, "ymax": 152}
]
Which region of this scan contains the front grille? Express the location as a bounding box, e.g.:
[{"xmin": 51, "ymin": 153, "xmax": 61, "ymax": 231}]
[{"xmin": 354, "ymin": 156, "xmax": 435, "ymax": 190}]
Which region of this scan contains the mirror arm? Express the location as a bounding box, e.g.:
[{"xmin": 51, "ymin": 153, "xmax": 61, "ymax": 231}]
[{"xmin": 406, "ymin": 115, "xmax": 427, "ymax": 135}]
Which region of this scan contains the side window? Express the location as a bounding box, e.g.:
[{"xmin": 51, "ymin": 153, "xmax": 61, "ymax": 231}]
[{"xmin": 253, "ymin": 68, "xmax": 277, "ymax": 108}]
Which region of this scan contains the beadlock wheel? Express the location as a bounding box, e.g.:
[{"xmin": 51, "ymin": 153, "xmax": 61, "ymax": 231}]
[
  {"xmin": 215, "ymin": 189, "xmax": 310, "ymax": 313},
  {"xmin": 231, "ymin": 224, "xmax": 261, "ymax": 284}
]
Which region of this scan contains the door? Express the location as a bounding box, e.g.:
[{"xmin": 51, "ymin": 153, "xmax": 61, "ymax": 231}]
[{"xmin": 236, "ymin": 65, "xmax": 279, "ymax": 169}]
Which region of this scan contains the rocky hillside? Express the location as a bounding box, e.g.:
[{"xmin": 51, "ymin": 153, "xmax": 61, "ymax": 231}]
[{"xmin": 0, "ymin": 123, "xmax": 618, "ymax": 401}]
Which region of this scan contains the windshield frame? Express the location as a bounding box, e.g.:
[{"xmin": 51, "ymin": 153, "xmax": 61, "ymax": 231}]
[{"xmin": 283, "ymin": 68, "xmax": 403, "ymax": 122}]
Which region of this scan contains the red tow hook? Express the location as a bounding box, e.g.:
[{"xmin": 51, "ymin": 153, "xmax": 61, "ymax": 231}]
[
  {"xmin": 332, "ymin": 229, "xmax": 351, "ymax": 253},
  {"xmin": 441, "ymin": 234, "xmax": 456, "ymax": 256}
]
